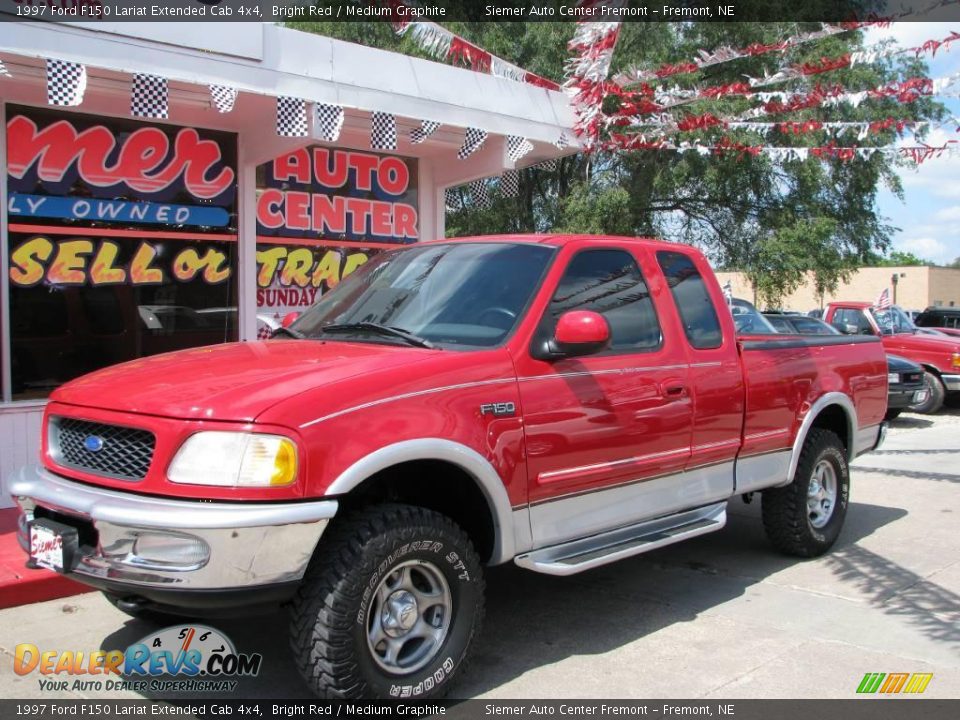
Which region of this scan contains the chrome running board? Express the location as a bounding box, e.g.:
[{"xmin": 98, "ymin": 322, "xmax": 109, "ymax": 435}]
[{"xmin": 514, "ymin": 502, "xmax": 726, "ymax": 576}]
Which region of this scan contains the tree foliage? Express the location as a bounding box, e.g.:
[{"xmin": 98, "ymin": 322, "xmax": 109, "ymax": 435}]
[{"xmin": 288, "ymin": 21, "xmax": 945, "ymax": 305}]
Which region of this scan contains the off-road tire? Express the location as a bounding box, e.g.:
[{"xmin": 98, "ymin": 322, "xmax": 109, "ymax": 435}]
[
  {"xmin": 908, "ymin": 371, "xmax": 945, "ymax": 414},
  {"xmin": 290, "ymin": 504, "xmax": 485, "ymax": 699},
  {"xmin": 761, "ymin": 429, "xmax": 849, "ymax": 558},
  {"xmin": 883, "ymin": 409, "xmax": 902, "ymax": 421}
]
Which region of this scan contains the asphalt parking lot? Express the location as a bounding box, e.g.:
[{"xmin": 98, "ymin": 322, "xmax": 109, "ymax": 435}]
[{"xmin": 1, "ymin": 402, "xmax": 958, "ymax": 700}]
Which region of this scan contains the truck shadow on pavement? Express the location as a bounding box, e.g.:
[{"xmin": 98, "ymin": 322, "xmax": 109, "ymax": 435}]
[{"xmin": 97, "ymin": 498, "xmax": 932, "ymax": 699}]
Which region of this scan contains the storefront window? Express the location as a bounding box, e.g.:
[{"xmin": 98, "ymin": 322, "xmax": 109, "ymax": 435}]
[
  {"xmin": 5, "ymin": 106, "xmax": 238, "ymax": 401},
  {"xmin": 255, "ymin": 146, "xmax": 418, "ymax": 329}
]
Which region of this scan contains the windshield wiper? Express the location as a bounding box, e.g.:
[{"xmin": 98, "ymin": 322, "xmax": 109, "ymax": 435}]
[
  {"xmin": 271, "ymin": 326, "xmax": 304, "ymax": 339},
  {"xmin": 320, "ymin": 322, "xmax": 435, "ymax": 349}
]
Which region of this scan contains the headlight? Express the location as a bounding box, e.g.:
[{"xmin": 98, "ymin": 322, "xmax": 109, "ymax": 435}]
[
  {"xmin": 168, "ymin": 432, "xmax": 298, "ymax": 487},
  {"xmin": 887, "ymin": 373, "xmax": 900, "ymax": 384}
]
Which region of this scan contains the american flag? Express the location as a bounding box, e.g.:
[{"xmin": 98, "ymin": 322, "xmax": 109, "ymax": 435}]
[{"xmin": 875, "ymin": 287, "xmax": 892, "ymax": 309}]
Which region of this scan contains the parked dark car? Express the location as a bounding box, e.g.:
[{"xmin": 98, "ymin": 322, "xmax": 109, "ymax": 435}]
[
  {"xmin": 763, "ymin": 314, "xmax": 840, "ymax": 336},
  {"xmin": 885, "ymin": 354, "xmax": 929, "ymax": 420},
  {"xmin": 760, "ymin": 313, "xmax": 927, "ymax": 420},
  {"xmin": 914, "ymin": 306, "xmax": 960, "ymax": 338}
]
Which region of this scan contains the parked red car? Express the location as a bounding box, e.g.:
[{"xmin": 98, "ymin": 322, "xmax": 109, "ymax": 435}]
[
  {"xmin": 825, "ymin": 301, "xmax": 960, "ymax": 413},
  {"xmin": 13, "ymin": 235, "xmax": 888, "ymax": 699}
]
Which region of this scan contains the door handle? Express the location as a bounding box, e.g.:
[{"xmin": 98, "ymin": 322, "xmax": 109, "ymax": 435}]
[{"xmin": 662, "ymin": 382, "xmax": 687, "ymax": 398}]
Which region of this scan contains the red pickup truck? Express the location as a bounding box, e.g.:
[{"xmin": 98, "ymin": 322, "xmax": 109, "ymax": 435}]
[
  {"xmin": 824, "ymin": 301, "xmax": 960, "ymax": 414},
  {"xmin": 12, "ymin": 235, "xmax": 887, "ymax": 699}
]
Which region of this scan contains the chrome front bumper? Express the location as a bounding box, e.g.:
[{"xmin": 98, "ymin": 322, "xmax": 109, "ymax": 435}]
[
  {"xmin": 10, "ymin": 465, "xmax": 337, "ymax": 592},
  {"xmin": 942, "ymin": 374, "xmax": 960, "ymax": 392}
]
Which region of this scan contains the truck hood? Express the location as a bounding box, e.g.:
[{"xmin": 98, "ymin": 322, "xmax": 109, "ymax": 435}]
[
  {"xmin": 886, "ymin": 332, "xmax": 960, "ymax": 353},
  {"xmin": 51, "ymin": 341, "xmax": 440, "ymax": 422}
]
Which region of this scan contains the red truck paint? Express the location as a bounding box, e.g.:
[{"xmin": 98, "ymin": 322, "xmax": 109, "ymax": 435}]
[{"xmin": 12, "ymin": 235, "xmax": 889, "ymax": 699}]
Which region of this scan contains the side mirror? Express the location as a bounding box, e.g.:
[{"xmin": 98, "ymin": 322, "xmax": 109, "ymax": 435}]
[
  {"xmin": 281, "ymin": 312, "xmax": 301, "ymax": 328},
  {"xmin": 534, "ymin": 310, "xmax": 611, "ymax": 360}
]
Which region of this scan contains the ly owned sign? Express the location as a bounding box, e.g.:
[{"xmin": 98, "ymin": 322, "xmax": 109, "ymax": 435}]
[
  {"xmin": 255, "ymin": 146, "xmax": 418, "ymax": 320},
  {"xmin": 7, "ymin": 106, "xmax": 237, "ymax": 289}
]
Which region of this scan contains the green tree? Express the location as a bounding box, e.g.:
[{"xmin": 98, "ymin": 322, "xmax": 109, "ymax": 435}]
[
  {"xmin": 288, "ymin": 21, "xmax": 945, "ymax": 301},
  {"xmin": 870, "ymin": 250, "xmax": 935, "ymax": 266}
]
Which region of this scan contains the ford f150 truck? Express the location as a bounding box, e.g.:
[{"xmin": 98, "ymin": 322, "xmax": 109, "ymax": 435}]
[
  {"xmin": 12, "ymin": 235, "xmax": 888, "ymax": 699},
  {"xmin": 824, "ymin": 301, "xmax": 960, "ymax": 414}
]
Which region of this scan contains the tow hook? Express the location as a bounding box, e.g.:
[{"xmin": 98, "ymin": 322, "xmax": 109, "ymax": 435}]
[{"xmin": 115, "ymin": 596, "xmax": 149, "ymax": 614}]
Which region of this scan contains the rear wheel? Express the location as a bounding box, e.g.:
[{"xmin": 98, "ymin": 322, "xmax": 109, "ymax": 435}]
[
  {"xmin": 761, "ymin": 429, "xmax": 849, "ymax": 557},
  {"xmin": 290, "ymin": 504, "xmax": 484, "ymax": 699},
  {"xmin": 909, "ymin": 371, "xmax": 945, "ymax": 414}
]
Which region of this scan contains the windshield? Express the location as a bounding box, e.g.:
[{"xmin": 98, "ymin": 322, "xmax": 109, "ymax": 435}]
[
  {"xmin": 290, "ymin": 242, "xmax": 555, "ymax": 348},
  {"xmin": 870, "ymin": 306, "xmax": 916, "ymax": 335}
]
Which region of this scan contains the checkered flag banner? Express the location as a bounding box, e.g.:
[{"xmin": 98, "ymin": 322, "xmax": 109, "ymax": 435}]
[
  {"xmin": 537, "ymin": 159, "xmax": 558, "ymax": 171},
  {"xmin": 499, "ymin": 170, "xmax": 520, "ymax": 198},
  {"xmin": 315, "ymin": 103, "xmax": 345, "ymax": 142},
  {"xmin": 555, "ymin": 132, "xmax": 571, "ymax": 149},
  {"xmin": 257, "ymin": 324, "xmax": 275, "ymax": 340},
  {"xmin": 458, "ymin": 128, "xmax": 488, "ymax": 160},
  {"xmin": 277, "ymin": 96, "xmax": 308, "ymax": 137},
  {"xmin": 410, "ymin": 120, "xmax": 440, "ymax": 144},
  {"xmin": 444, "ymin": 188, "xmax": 462, "ymax": 211},
  {"xmin": 47, "ymin": 59, "xmax": 87, "ymax": 107},
  {"xmin": 210, "ymin": 85, "xmax": 237, "ymax": 114},
  {"xmin": 371, "ymin": 111, "xmax": 397, "ymax": 150},
  {"xmin": 0, "ymin": 59, "xmax": 10, "ymax": 78},
  {"xmin": 131, "ymin": 74, "xmax": 168, "ymax": 119},
  {"xmin": 507, "ymin": 135, "xmax": 534, "ymax": 162},
  {"xmin": 470, "ymin": 179, "xmax": 492, "ymax": 209}
]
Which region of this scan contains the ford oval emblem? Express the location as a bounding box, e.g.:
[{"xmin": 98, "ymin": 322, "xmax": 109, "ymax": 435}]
[{"xmin": 83, "ymin": 435, "xmax": 104, "ymax": 453}]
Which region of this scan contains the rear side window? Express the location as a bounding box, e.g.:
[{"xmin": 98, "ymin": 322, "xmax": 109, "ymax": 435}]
[
  {"xmin": 538, "ymin": 249, "xmax": 662, "ymax": 353},
  {"xmin": 657, "ymin": 251, "xmax": 723, "ymax": 349}
]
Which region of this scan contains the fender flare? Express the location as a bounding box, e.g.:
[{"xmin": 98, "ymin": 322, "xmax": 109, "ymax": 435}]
[
  {"xmin": 325, "ymin": 439, "xmax": 516, "ymax": 564},
  {"xmin": 786, "ymin": 392, "xmax": 857, "ymax": 485}
]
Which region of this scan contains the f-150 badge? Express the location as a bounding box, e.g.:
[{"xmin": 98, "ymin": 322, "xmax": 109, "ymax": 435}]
[{"xmin": 479, "ymin": 402, "xmax": 516, "ymax": 417}]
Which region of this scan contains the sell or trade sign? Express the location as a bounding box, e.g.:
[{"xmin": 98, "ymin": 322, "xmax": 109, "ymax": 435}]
[
  {"xmin": 257, "ymin": 147, "xmax": 418, "ymax": 243},
  {"xmin": 7, "ymin": 106, "xmax": 237, "ymax": 230},
  {"xmin": 9, "ymin": 235, "xmax": 232, "ymax": 287}
]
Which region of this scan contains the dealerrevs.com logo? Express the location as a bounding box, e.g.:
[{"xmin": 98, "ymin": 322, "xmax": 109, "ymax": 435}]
[{"xmin": 14, "ymin": 625, "xmax": 262, "ymax": 693}]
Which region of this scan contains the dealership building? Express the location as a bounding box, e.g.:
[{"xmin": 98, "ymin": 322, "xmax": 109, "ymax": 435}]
[{"xmin": 0, "ymin": 21, "xmax": 576, "ymax": 512}]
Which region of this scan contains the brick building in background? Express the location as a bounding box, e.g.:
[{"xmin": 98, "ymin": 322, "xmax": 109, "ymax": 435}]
[{"xmin": 716, "ymin": 265, "xmax": 960, "ymax": 312}]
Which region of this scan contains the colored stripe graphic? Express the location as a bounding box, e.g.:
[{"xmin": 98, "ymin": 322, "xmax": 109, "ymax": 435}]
[
  {"xmin": 857, "ymin": 672, "xmax": 933, "ymax": 694},
  {"xmin": 880, "ymin": 673, "xmax": 909, "ymax": 693},
  {"xmin": 856, "ymin": 672, "xmax": 885, "ymax": 693},
  {"xmin": 903, "ymin": 673, "xmax": 934, "ymax": 694}
]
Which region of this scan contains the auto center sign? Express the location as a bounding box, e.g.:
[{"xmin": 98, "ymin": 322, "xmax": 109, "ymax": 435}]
[
  {"xmin": 257, "ymin": 147, "xmax": 418, "ymax": 243},
  {"xmin": 255, "ymin": 146, "xmax": 418, "ymax": 320}
]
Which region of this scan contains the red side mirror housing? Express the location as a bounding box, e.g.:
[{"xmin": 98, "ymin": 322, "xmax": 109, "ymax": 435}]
[
  {"xmin": 534, "ymin": 310, "xmax": 611, "ymax": 360},
  {"xmin": 281, "ymin": 312, "xmax": 301, "ymax": 329}
]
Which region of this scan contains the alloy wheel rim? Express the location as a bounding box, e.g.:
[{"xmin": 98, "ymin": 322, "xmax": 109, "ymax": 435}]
[
  {"xmin": 807, "ymin": 459, "xmax": 838, "ymax": 529},
  {"xmin": 366, "ymin": 560, "xmax": 452, "ymax": 675}
]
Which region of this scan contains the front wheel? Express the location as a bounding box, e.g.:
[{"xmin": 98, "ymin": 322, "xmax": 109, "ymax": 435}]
[
  {"xmin": 290, "ymin": 504, "xmax": 484, "ymax": 699},
  {"xmin": 761, "ymin": 429, "xmax": 849, "ymax": 557},
  {"xmin": 909, "ymin": 371, "xmax": 945, "ymax": 414}
]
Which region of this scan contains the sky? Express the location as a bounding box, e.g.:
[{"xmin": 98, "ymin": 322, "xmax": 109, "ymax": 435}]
[{"xmin": 866, "ymin": 22, "xmax": 960, "ymax": 265}]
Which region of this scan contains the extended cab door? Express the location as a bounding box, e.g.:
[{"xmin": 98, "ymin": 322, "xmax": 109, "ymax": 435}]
[
  {"xmin": 512, "ymin": 244, "xmax": 694, "ymax": 547},
  {"xmin": 655, "ymin": 250, "xmax": 744, "ymax": 475}
]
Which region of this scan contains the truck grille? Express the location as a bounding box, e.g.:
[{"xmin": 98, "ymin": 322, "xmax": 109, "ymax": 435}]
[
  {"xmin": 51, "ymin": 417, "xmax": 155, "ymax": 481},
  {"xmin": 903, "ymin": 371, "xmax": 923, "ymax": 384}
]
